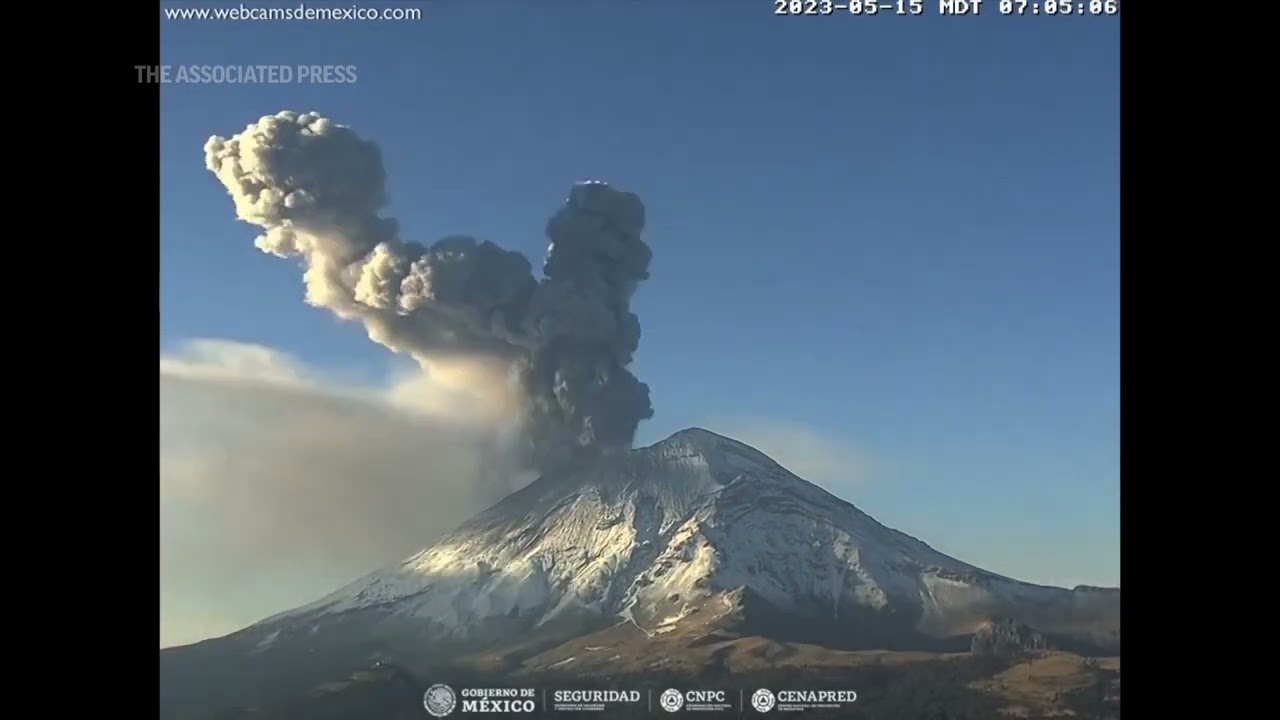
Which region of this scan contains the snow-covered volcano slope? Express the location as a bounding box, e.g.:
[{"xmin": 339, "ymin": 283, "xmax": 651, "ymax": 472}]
[{"xmin": 253, "ymin": 428, "xmax": 1118, "ymax": 651}]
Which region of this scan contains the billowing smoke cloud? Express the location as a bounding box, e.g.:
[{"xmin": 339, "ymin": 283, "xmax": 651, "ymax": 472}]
[
  {"xmin": 160, "ymin": 339, "xmax": 535, "ymax": 647},
  {"xmin": 204, "ymin": 111, "xmax": 654, "ymax": 471}
]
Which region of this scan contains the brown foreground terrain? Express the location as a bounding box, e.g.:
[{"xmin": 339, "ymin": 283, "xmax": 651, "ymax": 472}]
[
  {"xmin": 970, "ymin": 653, "xmax": 1120, "ymax": 718},
  {"xmin": 210, "ymin": 593, "xmax": 1119, "ymax": 719},
  {"xmin": 463, "ymin": 597, "xmax": 1121, "ymax": 718},
  {"xmin": 171, "ymin": 585, "xmax": 1119, "ymax": 720},
  {"xmin": 218, "ymin": 633, "xmax": 1119, "ymax": 720}
]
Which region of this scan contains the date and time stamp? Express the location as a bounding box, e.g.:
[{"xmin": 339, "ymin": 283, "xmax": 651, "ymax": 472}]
[{"xmin": 774, "ymin": 0, "xmax": 1119, "ymax": 17}]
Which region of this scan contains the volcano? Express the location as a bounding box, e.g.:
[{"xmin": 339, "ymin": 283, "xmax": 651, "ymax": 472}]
[{"xmin": 159, "ymin": 428, "xmax": 1119, "ymax": 719}]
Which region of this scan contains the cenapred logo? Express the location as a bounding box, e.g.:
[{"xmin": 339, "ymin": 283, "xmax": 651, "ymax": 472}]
[
  {"xmin": 751, "ymin": 688, "xmax": 776, "ymax": 713},
  {"xmin": 751, "ymin": 689, "xmax": 858, "ymax": 712},
  {"xmin": 424, "ymin": 684, "xmax": 457, "ymax": 717},
  {"xmin": 660, "ymin": 688, "xmax": 684, "ymax": 712}
]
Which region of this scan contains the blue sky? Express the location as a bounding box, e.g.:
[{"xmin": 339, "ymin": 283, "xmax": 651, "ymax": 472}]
[{"xmin": 160, "ymin": 0, "xmax": 1118, "ymax": 644}]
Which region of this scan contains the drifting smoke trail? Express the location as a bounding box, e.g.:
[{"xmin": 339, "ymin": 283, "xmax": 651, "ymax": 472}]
[{"xmin": 204, "ymin": 111, "xmax": 654, "ymax": 471}]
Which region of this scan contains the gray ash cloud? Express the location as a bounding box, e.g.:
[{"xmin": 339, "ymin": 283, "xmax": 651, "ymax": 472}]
[{"xmin": 204, "ymin": 111, "xmax": 653, "ymax": 471}]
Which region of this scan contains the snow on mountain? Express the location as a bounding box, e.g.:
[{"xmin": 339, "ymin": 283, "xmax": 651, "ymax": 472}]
[{"xmin": 252, "ymin": 428, "xmax": 1117, "ymax": 648}]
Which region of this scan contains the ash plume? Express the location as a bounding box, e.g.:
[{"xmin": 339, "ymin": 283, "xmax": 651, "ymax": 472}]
[{"xmin": 204, "ymin": 111, "xmax": 653, "ymax": 471}]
